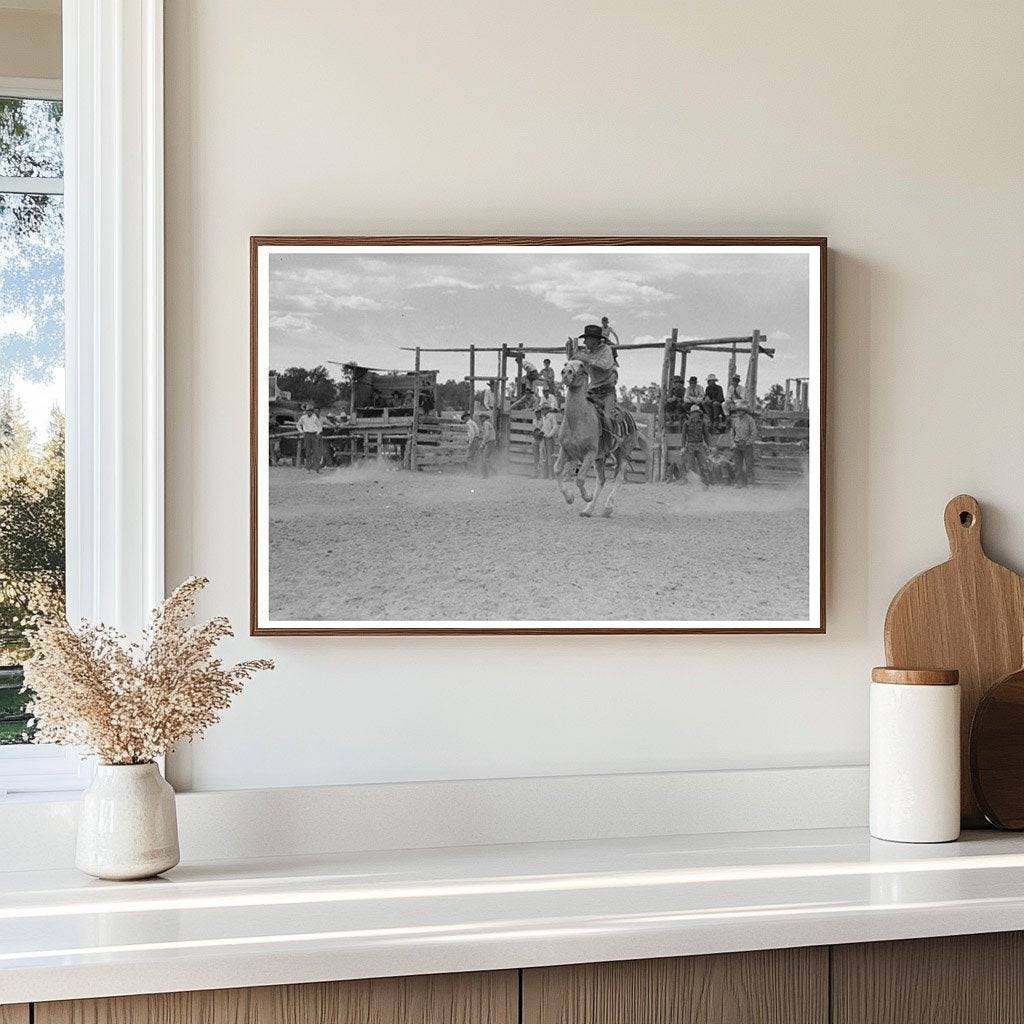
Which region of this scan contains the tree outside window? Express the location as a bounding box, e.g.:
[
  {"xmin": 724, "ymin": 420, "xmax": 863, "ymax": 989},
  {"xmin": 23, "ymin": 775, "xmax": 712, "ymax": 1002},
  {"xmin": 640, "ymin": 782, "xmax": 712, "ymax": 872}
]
[{"xmin": 0, "ymin": 95, "xmax": 65, "ymax": 744}]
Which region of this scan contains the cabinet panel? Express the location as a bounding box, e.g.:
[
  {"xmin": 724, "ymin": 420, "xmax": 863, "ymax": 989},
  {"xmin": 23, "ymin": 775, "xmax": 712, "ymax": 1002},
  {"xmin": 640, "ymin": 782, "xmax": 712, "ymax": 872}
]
[
  {"xmin": 522, "ymin": 948, "xmax": 828, "ymax": 1024},
  {"xmin": 832, "ymin": 932, "xmax": 1024, "ymax": 1024},
  {"xmin": 0, "ymin": 1006, "xmax": 29, "ymax": 1024},
  {"xmin": 36, "ymin": 970, "xmax": 517, "ymax": 1024}
]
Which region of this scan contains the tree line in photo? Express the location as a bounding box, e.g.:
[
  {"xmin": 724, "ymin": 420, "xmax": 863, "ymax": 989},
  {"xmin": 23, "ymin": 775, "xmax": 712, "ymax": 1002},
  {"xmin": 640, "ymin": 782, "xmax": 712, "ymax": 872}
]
[
  {"xmin": 273, "ymin": 366, "xmax": 475, "ymax": 419},
  {"xmin": 273, "ymin": 364, "xmax": 796, "ymax": 421}
]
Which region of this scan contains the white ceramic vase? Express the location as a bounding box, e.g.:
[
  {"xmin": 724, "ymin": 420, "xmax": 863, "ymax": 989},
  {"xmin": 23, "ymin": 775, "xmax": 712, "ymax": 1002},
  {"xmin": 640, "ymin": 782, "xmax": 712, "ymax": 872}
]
[{"xmin": 76, "ymin": 762, "xmax": 180, "ymax": 880}]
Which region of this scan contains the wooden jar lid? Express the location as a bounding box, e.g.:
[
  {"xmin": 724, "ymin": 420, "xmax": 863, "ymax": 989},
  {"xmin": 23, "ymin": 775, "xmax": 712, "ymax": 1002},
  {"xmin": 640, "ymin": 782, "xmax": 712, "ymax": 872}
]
[{"xmin": 871, "ymin": 666, "xmax": 960, "ymax": 686}]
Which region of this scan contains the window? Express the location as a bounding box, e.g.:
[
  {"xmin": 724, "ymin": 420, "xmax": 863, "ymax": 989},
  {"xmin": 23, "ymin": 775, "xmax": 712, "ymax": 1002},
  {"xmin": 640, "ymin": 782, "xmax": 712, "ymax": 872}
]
[
  {"xmin": 0, "ymin": 80, "xmax": 84, "ymax": 797},
  {"xmin": 0, "ymin": 6, "xmax": 166, "ymax": 797}
]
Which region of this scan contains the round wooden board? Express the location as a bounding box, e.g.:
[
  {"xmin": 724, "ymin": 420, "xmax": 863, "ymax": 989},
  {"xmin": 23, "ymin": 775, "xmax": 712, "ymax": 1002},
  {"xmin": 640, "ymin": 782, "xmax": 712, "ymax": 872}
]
[{"xmin": 970, "ymin": 665, "xmax": 1024, "ymax": 829}]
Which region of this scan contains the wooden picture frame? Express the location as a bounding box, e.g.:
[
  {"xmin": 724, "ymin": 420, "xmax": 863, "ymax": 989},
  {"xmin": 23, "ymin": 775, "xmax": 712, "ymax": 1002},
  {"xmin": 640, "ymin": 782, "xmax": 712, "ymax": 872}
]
[{"xmin": 251, "ymin": 236, "xmax": 827, "ymax": 635}]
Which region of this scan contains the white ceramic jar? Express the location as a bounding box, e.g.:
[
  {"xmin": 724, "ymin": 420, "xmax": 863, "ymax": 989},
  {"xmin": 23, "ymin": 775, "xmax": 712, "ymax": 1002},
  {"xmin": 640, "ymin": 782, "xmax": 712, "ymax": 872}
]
[
  {"xmin": 76, "ymin": 762, "xmax": 180, "ymax": 880},
  {"xmin": 869, "ymin": 667, "xmax": 961, "ymax": 843}
]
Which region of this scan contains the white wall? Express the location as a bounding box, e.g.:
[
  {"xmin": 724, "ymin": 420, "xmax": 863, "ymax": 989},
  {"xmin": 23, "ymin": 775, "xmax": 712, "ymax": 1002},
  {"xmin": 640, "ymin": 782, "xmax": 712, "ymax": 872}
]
[{"xmin": 164, "ymin": 0, "xmax": 1024, "ymax": 792}]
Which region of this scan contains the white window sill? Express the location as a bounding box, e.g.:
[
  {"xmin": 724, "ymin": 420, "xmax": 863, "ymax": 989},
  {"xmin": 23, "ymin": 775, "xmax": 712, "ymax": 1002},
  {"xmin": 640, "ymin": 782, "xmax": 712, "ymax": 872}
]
[{"xmin": 0, "ymin": 744, "xmax": 94, "ymax": 799}]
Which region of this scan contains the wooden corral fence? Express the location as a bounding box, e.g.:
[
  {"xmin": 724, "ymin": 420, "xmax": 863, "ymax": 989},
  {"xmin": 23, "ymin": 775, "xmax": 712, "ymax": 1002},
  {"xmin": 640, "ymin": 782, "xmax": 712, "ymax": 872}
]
[
  {"xmin": 505, "ymin": 409, "xmax": 538, "ymax": 476},
  {"xmin": 336, "ymin": 327, "xmax": 813, "ymax": 485},
  {"xmin": 756, "ymin": 410, "xmax": 810, "ymax": 480},
  {"xmin": 412, "ymin": 416, "xmax": 472, "ymax": 470},
  {"xmin": 506, "ymin": 409, "xmax": 655, "ymax": 482},
  {"xmin": 271, "ymin": 416, "xmax": 416, "ymax": 467}
]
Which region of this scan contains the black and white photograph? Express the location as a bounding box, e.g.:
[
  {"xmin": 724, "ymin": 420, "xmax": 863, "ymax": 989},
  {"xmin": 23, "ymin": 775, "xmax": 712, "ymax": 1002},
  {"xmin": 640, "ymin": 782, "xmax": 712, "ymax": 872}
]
[{"xmin": 251, "ymin": 238, "xmax": 825, "ymax": 634}]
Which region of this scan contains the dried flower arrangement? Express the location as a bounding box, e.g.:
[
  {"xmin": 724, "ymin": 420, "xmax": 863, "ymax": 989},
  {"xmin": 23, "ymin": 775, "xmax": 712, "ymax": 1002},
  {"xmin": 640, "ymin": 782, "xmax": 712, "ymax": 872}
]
[{"xmin": 23, "ymin": 577, "xmax": 273, "ymax": 765}]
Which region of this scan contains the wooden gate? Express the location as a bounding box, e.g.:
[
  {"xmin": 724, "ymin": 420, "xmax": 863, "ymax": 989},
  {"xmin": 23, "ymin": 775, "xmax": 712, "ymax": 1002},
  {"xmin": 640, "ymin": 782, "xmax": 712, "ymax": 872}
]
[
  {"xmin": 413, "ymin": 417, "xmax": 472, "ymax": 469},
  {"xmin": 755, "ymin": 410, "xmax": 810, "ymax": 479}
]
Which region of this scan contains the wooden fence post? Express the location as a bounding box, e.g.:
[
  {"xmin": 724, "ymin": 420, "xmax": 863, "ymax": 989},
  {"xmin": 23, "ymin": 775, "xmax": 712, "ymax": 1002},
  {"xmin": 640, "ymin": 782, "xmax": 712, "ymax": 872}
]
[
  {"xmin": 468, "ymin": 344, "xmax": 475, "ymax": 411},
  {"xmin": 410, "ymin": 347, "xmax": 421, "ymax": 471},
  {"xmin": 498, "ymin": 345, "xmax": 509, "ymax": 465},
  {"xmin": 746, "ymin": 329, "xmax": 762, "ymax": 409},
  {"xmin": 646, "ymin": 414, "xmax": 656, "ymax": 482},
  {"xmin": 657, "ymin": 329, "xmax": 677, "ymax": 482}
]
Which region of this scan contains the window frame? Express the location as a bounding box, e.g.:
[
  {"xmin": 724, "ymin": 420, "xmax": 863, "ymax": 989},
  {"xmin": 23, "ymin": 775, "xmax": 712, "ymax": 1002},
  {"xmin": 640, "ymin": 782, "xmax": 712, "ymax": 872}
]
[{"xmin": 0, "ymin": 0, "xmax": 165, "ymax": 799}]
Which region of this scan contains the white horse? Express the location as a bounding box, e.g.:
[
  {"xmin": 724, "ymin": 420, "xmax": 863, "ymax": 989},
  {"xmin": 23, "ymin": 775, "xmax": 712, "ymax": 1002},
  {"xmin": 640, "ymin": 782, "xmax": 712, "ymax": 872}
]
[{"xmin": 553, "ymin": 360, "xmax": 643, "ymax": 517}]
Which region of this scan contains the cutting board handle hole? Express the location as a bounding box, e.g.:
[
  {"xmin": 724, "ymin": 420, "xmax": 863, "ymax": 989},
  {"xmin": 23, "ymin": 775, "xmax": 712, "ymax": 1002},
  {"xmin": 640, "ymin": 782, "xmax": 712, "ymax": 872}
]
[{"xmin": 960, "ymin": 511, "xmax": 974, "ymax": 527}]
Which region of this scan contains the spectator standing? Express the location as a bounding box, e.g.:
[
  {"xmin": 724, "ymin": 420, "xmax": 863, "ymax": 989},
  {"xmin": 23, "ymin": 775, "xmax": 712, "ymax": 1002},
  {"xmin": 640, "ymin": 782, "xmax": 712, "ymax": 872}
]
[
  {"xmin": 532, "ymin": 409, "xmax": 545, "ymax": 476},
  {"xmin": 463, "ymin": 412, "xmax": 481, "ymax": 474},
  {"xmin": 540, "ymin": 405, "xmax": 559, "ymax": 479},
  {"xmin": 730, "ymin": 407, "xmax": 758, "ymax": 487},
  {"xmin": 681, "ymin": 404, "xmax": 711, "ymax": 488},
  {"xmin": 480, "ymin": 414, "xmax": 496, "ymax": 477},
  {"xmin": 297, "ymin": 404, "xmax": 323, "ymax": 473}
]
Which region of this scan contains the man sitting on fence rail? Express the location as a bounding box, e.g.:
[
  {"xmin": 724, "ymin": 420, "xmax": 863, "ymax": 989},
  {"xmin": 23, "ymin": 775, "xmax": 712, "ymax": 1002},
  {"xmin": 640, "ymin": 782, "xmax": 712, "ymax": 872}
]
[
  {"xmin": 600, "ymin": 316, "xmax": 620, "ymax": 366},
  {"xmin": 682, "ymin": 376, "xmax": 705, "ymax": 414},
  {"xmin": 540, "ymin": 358, "xmax": 556, "ymax": 395},
  {"xmin": 704, "ymin": 373, "xmax": 725, "ymax": 427},
  {"xmin": 724, "ymin": 374, "xmax": 745, "ymax": 414}
]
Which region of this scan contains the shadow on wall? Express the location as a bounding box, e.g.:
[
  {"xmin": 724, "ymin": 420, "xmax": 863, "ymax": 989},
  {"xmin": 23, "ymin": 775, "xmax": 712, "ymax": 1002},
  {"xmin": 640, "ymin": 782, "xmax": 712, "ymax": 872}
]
[{"xmin": 827, "ymin": 249, "xmax": 875, "ymax": 639}]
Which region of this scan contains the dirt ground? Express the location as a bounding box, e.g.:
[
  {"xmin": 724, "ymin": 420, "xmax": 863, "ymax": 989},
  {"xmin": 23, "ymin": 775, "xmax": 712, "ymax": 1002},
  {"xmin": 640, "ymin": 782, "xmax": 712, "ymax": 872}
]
[{"xmin": 267, "ymin": 465, "xmax": 811, "ymax": 623}]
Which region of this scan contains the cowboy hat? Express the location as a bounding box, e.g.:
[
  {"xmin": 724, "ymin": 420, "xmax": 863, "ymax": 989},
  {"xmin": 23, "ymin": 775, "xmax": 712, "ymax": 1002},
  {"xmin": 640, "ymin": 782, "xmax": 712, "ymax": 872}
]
[
  {"xmin": 706, "ymin": 373, "xmax": 718, "ymax": 381},
  {"xmin": 579, "ymin": 324, "xmax": 604, "ymax": 343}
]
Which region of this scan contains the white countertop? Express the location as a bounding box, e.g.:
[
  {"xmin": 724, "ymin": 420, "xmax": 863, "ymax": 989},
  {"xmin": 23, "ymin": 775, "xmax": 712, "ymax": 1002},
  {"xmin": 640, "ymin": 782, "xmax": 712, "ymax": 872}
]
[{"xmin": 4, "ymin": 826, "xmax": 1024, "ymax": 1004}]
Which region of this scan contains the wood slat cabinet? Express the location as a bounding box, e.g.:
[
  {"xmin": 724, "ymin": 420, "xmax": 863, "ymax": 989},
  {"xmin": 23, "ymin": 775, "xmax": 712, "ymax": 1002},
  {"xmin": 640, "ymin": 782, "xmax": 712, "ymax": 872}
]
[
  {"xmin": 18, "ymin": 932, "xmax": 1024, "ymax": 1024},
  {"xmin": 34, "ymin": 971, "xmax": 517, "ymax": 1024},
  {"xmin": 832, "ymin": 932, "xmax": 1024, "ymax": 1024},
  {"xmin": 522, "ymin": 948, "xmax": 828, "ymax": 1024}
]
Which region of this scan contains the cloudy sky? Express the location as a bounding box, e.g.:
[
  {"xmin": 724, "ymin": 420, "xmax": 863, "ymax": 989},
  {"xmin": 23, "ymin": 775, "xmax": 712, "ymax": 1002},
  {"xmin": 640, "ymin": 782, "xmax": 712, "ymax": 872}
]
[{"xmin": 268, "ymin": 249, "xmax": 812, "ymax": 393}]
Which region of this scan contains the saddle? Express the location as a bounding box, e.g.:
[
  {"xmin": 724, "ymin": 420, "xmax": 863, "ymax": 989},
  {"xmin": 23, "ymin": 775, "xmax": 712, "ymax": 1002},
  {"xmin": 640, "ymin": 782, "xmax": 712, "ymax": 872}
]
[{"xmin": 586, "ymin": 394, "xmax": 636, "ymax": 452}]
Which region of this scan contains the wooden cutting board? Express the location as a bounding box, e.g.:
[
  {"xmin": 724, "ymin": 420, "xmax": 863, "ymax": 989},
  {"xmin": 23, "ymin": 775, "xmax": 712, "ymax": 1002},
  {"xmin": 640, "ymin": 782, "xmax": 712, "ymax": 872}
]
[{"xmin": 884, "ymin": 494, "xmax": 1024, "ymax": 826}]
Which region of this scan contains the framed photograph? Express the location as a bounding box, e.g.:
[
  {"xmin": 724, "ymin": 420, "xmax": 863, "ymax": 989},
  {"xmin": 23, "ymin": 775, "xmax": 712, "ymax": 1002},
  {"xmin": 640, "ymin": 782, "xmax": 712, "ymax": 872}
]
[{"xmin": 250, "ymin": 236, "xmax": 826, "ymax": 635}]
